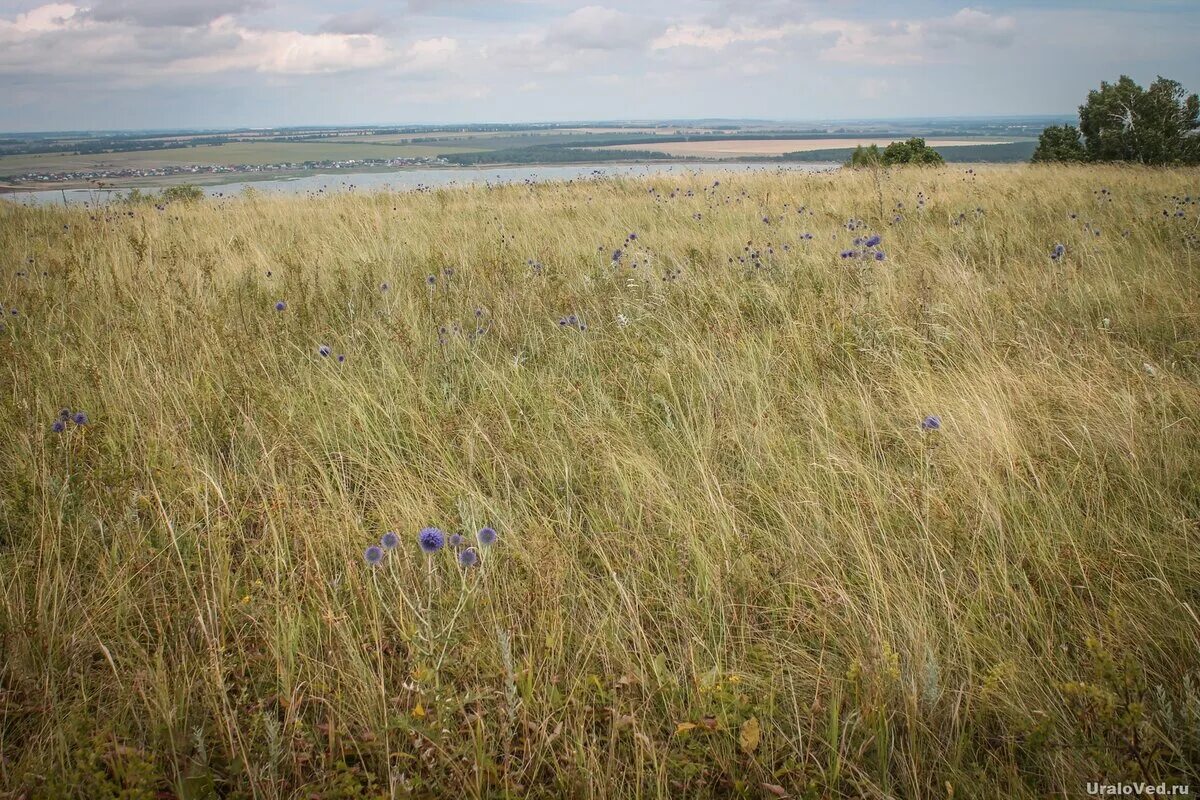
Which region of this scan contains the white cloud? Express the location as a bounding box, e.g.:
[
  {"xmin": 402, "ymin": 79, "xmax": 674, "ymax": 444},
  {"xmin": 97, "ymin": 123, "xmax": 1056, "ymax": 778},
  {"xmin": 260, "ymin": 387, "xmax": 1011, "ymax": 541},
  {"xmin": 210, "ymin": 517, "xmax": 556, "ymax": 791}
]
[
  {"xmin": 0, "ymin": 3, "xmax": 400, "ymax": 77},
  {"xmin": 173, "ymin": 22, "xmax": 395, "ymax": 74},
  {"xmin": 2, "ymin": 2, "xmax": 78, "ymax": 32},
  {"xmin": 926, "ymin": 8, "xmax": 1016, "ymax": 47},
  {"xmin": 545, "ymin": 6, "xmax": 661, "ymax": 50},
  {"xmin": 650, "ymin": 23, "xmax": 792, "ymax": 50}
]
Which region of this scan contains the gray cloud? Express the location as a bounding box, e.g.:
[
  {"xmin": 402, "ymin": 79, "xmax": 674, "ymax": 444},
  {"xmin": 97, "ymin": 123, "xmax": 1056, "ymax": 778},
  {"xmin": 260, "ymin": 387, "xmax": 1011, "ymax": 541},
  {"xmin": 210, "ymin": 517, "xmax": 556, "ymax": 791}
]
[
  {"xmin": 84, "ymin": 0, "xmax": 270, "ymax": 27},
  {"xmin": 318, "ymin": 10, "xmax": 393, "ymax": 34}
]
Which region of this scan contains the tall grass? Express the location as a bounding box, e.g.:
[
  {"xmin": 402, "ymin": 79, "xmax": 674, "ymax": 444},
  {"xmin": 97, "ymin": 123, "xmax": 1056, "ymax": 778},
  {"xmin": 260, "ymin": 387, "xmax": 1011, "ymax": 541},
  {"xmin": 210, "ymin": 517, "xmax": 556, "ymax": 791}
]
[{"xmin": 1, "ymin": 165, "xmax": 1199, "ymax": 798}]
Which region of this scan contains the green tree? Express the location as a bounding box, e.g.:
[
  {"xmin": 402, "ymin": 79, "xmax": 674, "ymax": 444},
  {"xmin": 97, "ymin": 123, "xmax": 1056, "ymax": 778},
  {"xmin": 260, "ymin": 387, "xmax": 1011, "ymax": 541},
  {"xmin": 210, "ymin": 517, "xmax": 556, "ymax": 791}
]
[
  {"xmin": 1031, "ymin": 124, "xmax": 1088, "ymax": 163},
  {"xmin": 881, "ymin": 138, "xmax": 945, "ymax": 166},
  {"xmin": 161, "ymin": 184, "xmax": 205, "ymax": 203},
  {"xmin": 1077, "ymin": 75, "xmax": 1199, "ymax": 165},
  {"xmin": 846, "ymin": 144, "xmax": 882, "ymax": 167}
]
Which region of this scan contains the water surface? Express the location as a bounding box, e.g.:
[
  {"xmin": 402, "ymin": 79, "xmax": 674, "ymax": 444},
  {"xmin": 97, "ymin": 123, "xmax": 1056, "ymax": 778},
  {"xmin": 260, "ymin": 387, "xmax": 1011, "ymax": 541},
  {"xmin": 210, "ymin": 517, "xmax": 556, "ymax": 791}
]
[{"xmin": 4, "ymin": 161, "xmax": 838, "ymax": 206}]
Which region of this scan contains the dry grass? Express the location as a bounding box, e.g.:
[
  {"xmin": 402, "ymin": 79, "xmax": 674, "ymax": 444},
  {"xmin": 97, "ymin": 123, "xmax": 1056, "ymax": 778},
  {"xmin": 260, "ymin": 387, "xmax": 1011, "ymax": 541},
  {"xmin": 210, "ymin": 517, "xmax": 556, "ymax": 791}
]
[
  {"xmin": 595, "ymin": 139, "xmax": 1013, "ymax": 157},
  {"xmin": 1, "ymin": 165, "xmax": 1199, "ymax": 798}
]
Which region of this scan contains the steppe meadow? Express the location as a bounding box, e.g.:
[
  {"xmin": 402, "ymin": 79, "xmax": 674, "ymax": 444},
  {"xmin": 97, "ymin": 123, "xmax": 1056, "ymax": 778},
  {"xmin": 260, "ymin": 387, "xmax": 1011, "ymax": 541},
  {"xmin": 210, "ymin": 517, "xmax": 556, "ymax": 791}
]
[{"xmin": 1, "ymin": 164, "xmax": 1198, "ymax": 797}]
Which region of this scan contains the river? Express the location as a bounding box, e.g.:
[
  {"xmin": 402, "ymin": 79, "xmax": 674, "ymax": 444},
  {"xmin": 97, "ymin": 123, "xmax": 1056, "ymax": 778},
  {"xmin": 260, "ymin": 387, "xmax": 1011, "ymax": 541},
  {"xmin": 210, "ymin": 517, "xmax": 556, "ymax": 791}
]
[{"xmin": 2, "ymin": 161, "xmax": 838, "ymax": 206}]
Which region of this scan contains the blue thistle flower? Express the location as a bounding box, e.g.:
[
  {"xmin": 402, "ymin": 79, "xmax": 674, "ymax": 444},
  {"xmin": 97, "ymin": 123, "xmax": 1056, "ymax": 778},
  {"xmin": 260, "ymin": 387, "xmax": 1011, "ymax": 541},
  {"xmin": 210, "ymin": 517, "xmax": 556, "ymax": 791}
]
[
  {"xmin": 59, "ymin": 408, "xmax": 71, "ymax": 421},
  {"xmin": 458, "ymin": 547, "xmax": 479, "ymax": 568},
  {"xmin": 51, "ymin": 420, "xmax": 65, "ymax": 433},
  {"xmin": 318, "ymin": 345, "xmax": 331, "ymax": 357},
  {"xmin": 418, "ymin": 527, "xmax": 445, "ymax": 554},
  {"xmin": 612, "ymin": 249, "xmax": 623, "ymax": 262},
  {"xmin": 426, "ymin": 274, "xmax": 436, "ymax": 286},
  {"xmin": 364, "ymin": 545, "xmax": 385, "ymax": 565},
  {"xmin": 920, "ymin": 415, "xmax": 942, "ymax": 432},
  {"xmin": 478, "ymin": 526, "xmax": 498, "ymax": 547},
  {"xmin": 337, "ymin": 354, "xmax": 346, "ymax": 363},
  {"xmin": 381, "ymin": 531, "xmax": 400, "ymax": 549},
  {"xmin": 274, "ymin": 300, "xmax": 286, "ymax": 312},
  {"xmin": 874, "ymin": 251, "xmax": 886, "ymax": 262},
  {"xmin": 865, "ymin": 234, "xmax": 882, "ymax": 247},
  {"xmin": 72, "ymin": 411, "xmax": 88, "ymax": 426},
  {"xmin": 449, "ymin": 532, "xmax": 464, "ymax": 547}
]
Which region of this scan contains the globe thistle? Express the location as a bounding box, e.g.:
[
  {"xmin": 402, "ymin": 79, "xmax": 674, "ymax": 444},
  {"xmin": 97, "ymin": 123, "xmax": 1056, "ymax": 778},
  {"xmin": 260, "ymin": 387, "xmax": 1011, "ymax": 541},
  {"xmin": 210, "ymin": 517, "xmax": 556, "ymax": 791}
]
[
  {"xmin": 865, "ymin": 234, "xmax": 882, "ymax": 248},
  {"xmin": 477, "ymin": 526, "xmax": 498, "ymax": 547},
  {"xmin": 458, "ymin": 547, "xmax": 479, "ymax": 568},
  {"xmin": 318, "ymin": 344, "xmax": 331, "ymax": 357},
  {"xmin": 274, "ymin": 300, "xmax": 286, "ymax": 312},
  {"xmin": 59, "ymin": 408, "xmax": 71, "ymax": 421},
  {"xmin": 449, "ymin": 532, "xmax": 464, "ymax": 547},
  {"xmin": 381, "ymin": 531, "xmax": 400, "ymax": 550},
  {"xmin": 920, "ymin": 415, "xmax": 942, "ymax": 432},
  {"xmin": 51, "ymin": 420, "xmax": 65, "ymax": 433},
  {"xmin": 72, "ymin": 411, "xmax": 88, "ymax": 426},
  {"xmin": 364, "ymin": 545, "xmax": 385, "ymax": 565},
  {"xmin": 418, "ymin": 527, "xmax": 445, "ymax": 554},
  {"xmin": 337, "ymin": 354, "xmax": 346, "ymax": 363}
]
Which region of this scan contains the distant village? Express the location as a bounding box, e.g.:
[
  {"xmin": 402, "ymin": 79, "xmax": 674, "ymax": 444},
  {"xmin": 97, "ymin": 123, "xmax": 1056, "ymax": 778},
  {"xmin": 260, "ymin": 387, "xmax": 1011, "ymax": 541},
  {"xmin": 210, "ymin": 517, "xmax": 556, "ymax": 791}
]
[{"xmin": 2, "ymin": 156, "xmax": 450, "ymax": 185}]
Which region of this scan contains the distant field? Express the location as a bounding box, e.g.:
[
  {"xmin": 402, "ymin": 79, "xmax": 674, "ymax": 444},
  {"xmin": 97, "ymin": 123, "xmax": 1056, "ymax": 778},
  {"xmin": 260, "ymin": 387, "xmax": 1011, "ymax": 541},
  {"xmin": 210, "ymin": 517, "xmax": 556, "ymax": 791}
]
[
  {"xmin": 594, "ymin": 138, "xmax": 1015, "ymax": 157},
  {"xmin": 0, "ymin": 141, "xmax": 487, "ymax": 174},
  {"xmin": 360, "ymin": 127, "xmax": 683, "ymax": 143}
]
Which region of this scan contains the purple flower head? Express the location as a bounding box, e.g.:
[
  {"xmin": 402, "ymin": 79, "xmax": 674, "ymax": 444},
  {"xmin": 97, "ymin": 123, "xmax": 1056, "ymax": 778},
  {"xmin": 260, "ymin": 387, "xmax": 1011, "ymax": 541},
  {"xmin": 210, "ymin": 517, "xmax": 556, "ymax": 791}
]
[
  {"xmin": 864, "ymin": 234, "xmax": 882, "ymax": 248},
  {"xmin": 458, "ymin": 547, "xmax": 479, "ymax": 568},
  {"xmin": 51, "ymin": 420, "xmax": 66, "ymax": 433},
  {"xmin": 364, "ymin": 545, "xmax": 385, "ymax": 565},
  {"xmin": 449, "ymin": 532, "xmax": 464, "ymax": 547},
  {"xmin": 920, "ymin": 415, "xmax": 942, "ymax": 432},
  {"xmin": 72, "ymin": 411, "xmax": 88, "ymax": 426},
  {"xmin": 874, "ymin": 251, "xmax": 886, "ymax": 262},
  {"xmin": 274, "ymin": 300, "xmax": 286, "ymax": 312},
  {"xmin": 612, "ymin": 249, "xmax": 623, "ymax": 262},
  {"xmin": 380, "ymin": 282, "xmax": 390, "ymax": 292},
  {"xmin": 426, "ymin": 274, "xmax": 437, "ymax": 285},
  {"xmin": 477, "ymin": 526, "xmax": 498, "ymax": 547},
  {"xmin": 59, "ymin": 408, "xmax": 71, "ymax": 421},
  {"xmin": 337, "ymin": 354, "xmax": 346, "ymax": 363},
  {"xmin": 418, "ymin": 527, "xmax": 445, "ymax": 554},
  {"xmin": 381, "ymin": 531, "xmax": 400, "ymax": 549},
  {"xmin": 318, "ymin": 344, "xmax": 331, "ymax": 357}
]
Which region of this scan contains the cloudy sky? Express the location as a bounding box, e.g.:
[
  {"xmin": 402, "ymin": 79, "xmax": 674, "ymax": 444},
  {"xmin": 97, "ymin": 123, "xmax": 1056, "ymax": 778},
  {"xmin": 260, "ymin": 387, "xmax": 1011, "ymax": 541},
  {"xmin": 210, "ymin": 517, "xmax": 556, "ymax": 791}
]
[{"xmin": 1, "ymin": 0, "xmax": 1197, "ymax": 131}]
